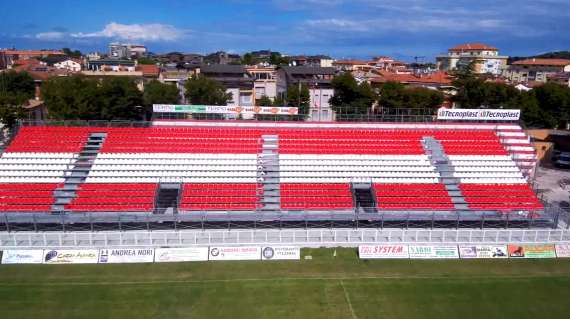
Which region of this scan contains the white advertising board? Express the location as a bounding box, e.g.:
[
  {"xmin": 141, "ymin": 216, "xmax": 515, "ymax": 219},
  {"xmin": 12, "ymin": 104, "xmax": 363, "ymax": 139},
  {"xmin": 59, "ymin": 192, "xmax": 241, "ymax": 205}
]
[
  {"xmin": 261, "ymin": 246, "xmax": 301, "ymax": 260},
  {"xmin": 437, "ymin": 107, "xmax": 520, "ymax": 121},
  {"xmin": 208, "ymin": 246, "xmax": 261, "ymax": 261},
  {"xmin": 153, "ymin": 104, "xmax": 298, "ymax": 115},
  {"xmin": 358, "ymin": 245, "xmax": 409, "ymax": 259},
  {"xmin": 555, "ymin": 244, "xmax": 570, "ymax": 258},
  {"xmin": 1, "ymin": 249, "xmax": 45, "ymax": 264},
  {"xmin": 459, "ymin": 245, "xmax": 508, "ymax": 259},
  {"xmin": 154, "ymin": 247, "xmax": 209, "ymax": 262},
  {"xmin": 98, "ymin": 248, "xmax": 155, "ymax": 264},
  {"xmin": 409, "ymin": 245, "xmax": 459, "ymax": 259},
  {"xmin": 43, "ymin": 249, "xmax": 99, "ymax": 264}
]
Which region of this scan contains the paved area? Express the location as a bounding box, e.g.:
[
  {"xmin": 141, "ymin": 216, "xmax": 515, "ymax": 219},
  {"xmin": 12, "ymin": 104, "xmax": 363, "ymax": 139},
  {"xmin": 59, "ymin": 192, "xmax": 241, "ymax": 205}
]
[{"xmin": 535, "ymin": 166, "xmax": 570, "ymax": 207}]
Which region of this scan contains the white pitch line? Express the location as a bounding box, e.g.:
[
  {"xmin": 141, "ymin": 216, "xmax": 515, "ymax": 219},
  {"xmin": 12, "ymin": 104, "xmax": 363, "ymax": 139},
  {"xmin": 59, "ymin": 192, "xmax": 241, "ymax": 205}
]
[{"xmin": 340, "ymin": 279, "xmax": 358, "ymax": 319}]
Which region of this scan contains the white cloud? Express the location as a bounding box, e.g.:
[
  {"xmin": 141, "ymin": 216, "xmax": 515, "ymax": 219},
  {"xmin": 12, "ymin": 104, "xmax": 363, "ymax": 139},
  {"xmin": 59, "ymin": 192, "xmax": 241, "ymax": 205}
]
[
  {"xmin": 35, "ymin": 31, "xmax": 66, "ymax": 40},
  {"xmin": 35, "ymin": 22, "xmax": 185, "ymax": 43}
]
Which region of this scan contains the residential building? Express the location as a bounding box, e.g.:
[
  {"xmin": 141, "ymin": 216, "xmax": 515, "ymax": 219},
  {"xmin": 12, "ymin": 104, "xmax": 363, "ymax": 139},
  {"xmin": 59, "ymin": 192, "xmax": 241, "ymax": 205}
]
[
  {"xmin": 199, "ymin": 64, "xmax": 254, "ymax": 107},
  {"xmin": 86, "ymin": 52, "xmax": 102, "ymax": 61},
  {"xmin": 109, "ymin": 43, "xmax": 148, "ymax": 59},
  {"xmin": 333, "ymin": 60, "xmax": 373, "ymax": 72},
  {"xmin": 503, "ymin": 58, "xmax": 570, "ymax": 83},
  {"xmin": 289, "ymin": 55, "xmax": 334, "ymax": 67},
  {"xmin": 53, "ymin": 58, "xmax": 83, "ymax": 72},
  {"xmin": 246, "ymin": 66, "xmax": 278, "ymax": 103},
  {"xmin": 436, "ymin": 43, "xmax": 508, "ymax": 75},
  {"xmin": 276, "ymin": 66, "xmax": 336, "ymax": 120},
  {"xmin": 0, "ymin": 49, "xmax": 65, "ymax": 69},
  {"xmin": 203, "ymin": 51, "xmax": 241, "ymax": 65},
  {"xmin": 548, "ymin": 72, "xmax": 570, "ymax": 87},
  {"xmin": 158, "ymin": 68, "xmax": 195, "ymax": 102},
  {"xmin": 369, "ymin": 56, "xmax": 409, "ymax": 73},
  {"xmin": 85, "ymin": 59, "xmax": 136, "ymax": 72},
  {"xmin": 369, "ymin": 71, "xmax": 454, "ymax": 93}
]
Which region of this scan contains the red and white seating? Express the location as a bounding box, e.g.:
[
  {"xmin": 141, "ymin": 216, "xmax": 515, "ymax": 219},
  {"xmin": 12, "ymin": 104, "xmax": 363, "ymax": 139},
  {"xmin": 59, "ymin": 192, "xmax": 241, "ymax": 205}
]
[
  {"xmin": 0, "ymin": 183, "xmax": 60, "ymax": 212},
  {"xmin": 179, "ymin": 183, "xmax": 259, "ymax": 211},
  {"xmin": 374, "ymin": 184, "xmax": 454, "ymax": 210},
  {"xmin": 65, "ymin": 183, "xmax": 157, "ymax": 212},
  {"xmin": 280, "ymin": 183, "xmax": 353, "ymax": 210}
]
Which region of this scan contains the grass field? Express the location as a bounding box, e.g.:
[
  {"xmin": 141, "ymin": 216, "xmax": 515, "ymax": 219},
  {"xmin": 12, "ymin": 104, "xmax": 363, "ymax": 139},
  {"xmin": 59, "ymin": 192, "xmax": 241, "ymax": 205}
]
[{"xmin": 1, "ymin": 248, "xmax": 570, "ymax": 319}]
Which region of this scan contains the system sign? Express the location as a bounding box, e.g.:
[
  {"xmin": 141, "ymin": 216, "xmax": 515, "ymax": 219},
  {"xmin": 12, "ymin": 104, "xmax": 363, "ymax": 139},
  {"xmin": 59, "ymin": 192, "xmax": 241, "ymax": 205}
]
[
  {"xmin": 358, "ymin": 245, "xmax": 409, "ymax": 259},
  {"xmin": 437, "ymin": 108, "xmax": 520, "ymax": 121}
]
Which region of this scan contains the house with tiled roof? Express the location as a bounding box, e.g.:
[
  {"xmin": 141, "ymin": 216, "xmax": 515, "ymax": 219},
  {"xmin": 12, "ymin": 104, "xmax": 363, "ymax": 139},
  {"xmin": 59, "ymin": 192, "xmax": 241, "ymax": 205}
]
[
  {"xmin": 503, "ymin": 58, "xmax": 570, "ymax": 83},
  {"xmin": 436, "ymin": 43, "xmax": 508, "ymax": 75}
]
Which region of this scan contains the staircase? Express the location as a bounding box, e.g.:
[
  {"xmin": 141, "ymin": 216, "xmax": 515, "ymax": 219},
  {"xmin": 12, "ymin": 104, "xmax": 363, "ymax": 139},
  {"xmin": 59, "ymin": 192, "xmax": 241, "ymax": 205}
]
[
  {"xmin": 51, "ymin": 132, "xmax": 107, "ymax": 212},
  {"xmin": 422, "ymin": 136, "xmax": 468, "ymax": 210},
  {"xmin": 257, "ymin": 135, "xmax": 280, "ymax": 211},
  {"xmin": 154, "ymin": 183, "xmax": 181, "ymax": 214},
  {"xmin": 352, "ymin": 182, "xmax": 376, "ymax": 213}
]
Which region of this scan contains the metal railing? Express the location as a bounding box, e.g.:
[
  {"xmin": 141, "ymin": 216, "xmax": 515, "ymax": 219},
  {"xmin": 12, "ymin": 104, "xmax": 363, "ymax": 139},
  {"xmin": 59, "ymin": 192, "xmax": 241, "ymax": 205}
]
[{"xmin": 1, "ymin": 228, "xmax": 569, "ymax": 249}]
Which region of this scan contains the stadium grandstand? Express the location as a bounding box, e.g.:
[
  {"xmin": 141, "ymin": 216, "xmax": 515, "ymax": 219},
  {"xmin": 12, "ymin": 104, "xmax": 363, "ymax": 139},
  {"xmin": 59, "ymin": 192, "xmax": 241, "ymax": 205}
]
[{"xmin": 0, "ymin": 116, "xmax": 561, "ymax": 231}]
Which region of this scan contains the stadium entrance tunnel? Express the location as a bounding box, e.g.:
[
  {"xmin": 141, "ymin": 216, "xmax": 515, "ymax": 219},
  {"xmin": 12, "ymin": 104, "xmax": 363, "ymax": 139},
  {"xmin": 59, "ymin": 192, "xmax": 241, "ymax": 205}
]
[{"xmin": 155, "ymin": 184, "xmax": 181, "ymax": 214}]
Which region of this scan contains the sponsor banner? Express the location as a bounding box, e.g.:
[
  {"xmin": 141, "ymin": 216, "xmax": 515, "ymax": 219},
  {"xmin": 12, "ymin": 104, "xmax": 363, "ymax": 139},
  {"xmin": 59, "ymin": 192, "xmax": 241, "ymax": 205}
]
[
  {"xmin": 43, "ymin": 249, "xmax": 99, "ymax": 264},
  {"xmin": 154, "ymin": 247, "xmax": 209, "ymax": 262},
  {"xmin": 98, "ymin": 248, "xmax": 155, "ymax": 264},
  {"xmin": 409, "ymin": 245, "xmax": 459, "ymax": 259},
  {"xmin": 1, "ymin": 249, "xmax": 44, "ymax": 264},
  {"xmin": 508, "ymin": 244, "xmax": 556, "ymax": 258},
  {"xmin": 459, "ymin": 245, "xmax": 509, "ymax": 259},
  {"xmin": 437, "ymin": 107, "xmax": 520, "ymax": 121},
  {"xmin": 261, "ymin": 246, "xmax": 300, "ymax": 260},
  {"xmin": 153, "ymin": 104, "xmax": 298, "ymax": 115},
  {"xmin": 555, "ymin": 244, "xmax": 570, "ymax": 258},
  {"xmin": 209, "ymin": 246, "xmax": 261, "ymax": 261},
  {"xmin": 358, "ymin": 245, "xmax": 409, "ymax": 259}
]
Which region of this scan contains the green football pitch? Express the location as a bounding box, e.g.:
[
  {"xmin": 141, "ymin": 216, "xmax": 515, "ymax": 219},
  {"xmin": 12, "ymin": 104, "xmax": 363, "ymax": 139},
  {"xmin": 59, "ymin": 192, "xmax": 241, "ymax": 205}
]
[{"xmin": 1, "ymin": 248, "xmax": 570, "ymax": 319}]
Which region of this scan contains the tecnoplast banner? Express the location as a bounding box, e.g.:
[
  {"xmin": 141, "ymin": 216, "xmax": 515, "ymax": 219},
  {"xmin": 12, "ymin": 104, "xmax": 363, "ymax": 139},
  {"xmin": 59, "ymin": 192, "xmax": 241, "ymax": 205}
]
[
  {"xmin": 98, "ymin": 248, "xmax": 155, "ymax": 264},
  {"xmin": 153, "ymin": 104, "xmax": 298, "ymax": 115},
  {"xmin": 459, "ymin": 245, "xmax": 509, "ymax": 259},
  {"xmin": 437, "ymin": 107, "xmax": 520, "ymax": 121},
  {"xmin": 261, "ymin": 246, "xmax": 301, "ymax": 260},
  {"xmin": 43, "ymin": 249, "xmax": 99, "ymax": 264},
  {"xmin": 408, "ymin": 245, "xmax": 459, "ymax": 259},
  {"xmin": 154, "ymin": 247, "xmax": 209, "ymax": 262},
  {"xmin": 555, "ymin": 244, "xmax": 570, "ymax": 258},
  {"xmin": 508, "ymin": 244, "xmax": 556, "ymax": 258},
  {"xmin": 208, "ymin": 246, "xmax": 261, "ymax": 261},
  {"xmin": 358, "ymin": 245, "xmax": 409, "ymax": 259},
  {"xmin": 1, "ymin": 249, "xmax": 45, "ymax": 264}
]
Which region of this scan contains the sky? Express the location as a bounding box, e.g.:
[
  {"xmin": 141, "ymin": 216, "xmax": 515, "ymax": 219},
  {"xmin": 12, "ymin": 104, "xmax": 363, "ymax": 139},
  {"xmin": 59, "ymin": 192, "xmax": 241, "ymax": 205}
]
[{"xmin": 1, "ymin": 0, "xmax": 569, "ymax": 61}]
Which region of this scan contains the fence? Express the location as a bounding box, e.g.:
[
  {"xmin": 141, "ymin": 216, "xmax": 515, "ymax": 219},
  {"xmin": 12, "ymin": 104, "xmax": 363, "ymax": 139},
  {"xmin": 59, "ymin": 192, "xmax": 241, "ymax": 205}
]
[{"xmin": 1, "ymin": 228, "xmax": 570, "ymax": 249}]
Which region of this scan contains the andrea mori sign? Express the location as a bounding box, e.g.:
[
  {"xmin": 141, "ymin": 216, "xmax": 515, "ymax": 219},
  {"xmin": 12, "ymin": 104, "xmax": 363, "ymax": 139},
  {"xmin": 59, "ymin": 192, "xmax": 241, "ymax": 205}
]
[{"xmin": 437, "ymin": 108, "xmax": 520, "ymax": 121}]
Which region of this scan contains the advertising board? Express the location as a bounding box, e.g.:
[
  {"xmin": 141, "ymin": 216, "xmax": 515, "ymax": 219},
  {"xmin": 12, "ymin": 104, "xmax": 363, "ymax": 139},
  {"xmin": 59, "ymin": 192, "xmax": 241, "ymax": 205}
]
[
  {"xmin": 1, "ymin": 249, "xmax": 45, "ymax": 264},
  {"xmin": 358, "ymin": 245, "xmax": 409, "ymax": 259},
  {"xmin": 208, "ymin": 246, "xmax": 261, "ymax": 261},
  {"xmin": 507, "ymin": 244, "xmax": 556, "ymax": 258},
  {"xmin": 555, "ymin": 244, "xmax": 570, "ymax": 258},
  {"xmin": 408, "ymin": 245, "xmax": 459, "ymax": 259},
  {"xmin": 458, "ymin": 245, "xmax": 509, "ymax": 259},
  {"xmin": 153, "ymin": 104, "xmax": 298, "ymax": 115},
  {"xmin": 154, "ymin": 247, "xmax": 209, "ymax": 262},
  {"xmin": 437, "ymin": 107, "xmax": 520, "ymax": 121},
  {"xmin": 98, "ymin": 248, "xmax": 155, "ymax": 264},
  {"xmin": 261, "ymin": 246, "xmax": 300, "ymax": 260},
  {"xmin": 43, "ymin": 249, "xmax": 99, "ymax": 264}
]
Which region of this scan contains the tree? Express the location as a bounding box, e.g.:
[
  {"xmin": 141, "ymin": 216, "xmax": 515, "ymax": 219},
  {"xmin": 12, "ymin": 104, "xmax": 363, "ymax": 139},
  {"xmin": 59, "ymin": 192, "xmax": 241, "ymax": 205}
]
[
  {"xmin": 184, "ymin": 74, "xmax": 232, "ymax": 105},
  {"xmin": 286, "ymin": 83, "xmax": 310, "ymax": 117},
  {"xmin": 42, "ymin": 75, "xmax": 100, "ymax": 120},
  {"xmin": 62, "ymin": 47, "xmax": 82, "ymax": 58},
  {"xmin": 137, "ymin": 57, "xmax": 158, "ymax": 65},
  {"xmin": 43, "ymin": 75, "xmax": 144, "ymax": 121},
  {"xmin": 241, "ymin": 53, "xmax": 258, "ymax": 66},
  {"xmin": 143, "ymin": 80, "xmax": 179, "ymax": 119},
  {"xmin": 0, "ymin": 71, "xmax": 36, "ymax": 127},
  {"xmin": 377, "ymin": 81, "xmax": 443, "ymax": 110},
  {"xmin": 533, "ymin": 83, "xmax": 570, "ymax": 129},
  {"xmin": 98, "ymin": 77, "xmax": 144, "ymax": 120},
  {"xmin": 330, "ymin": 72, "xmax": 377, "ymax": 115},
  {"xmin": 269, "ymin": 53, "xmax": 290, "ymax": 66},
  {"xmin": 256, "ymin": 95, "xmax": 273, "ymax": 106}
]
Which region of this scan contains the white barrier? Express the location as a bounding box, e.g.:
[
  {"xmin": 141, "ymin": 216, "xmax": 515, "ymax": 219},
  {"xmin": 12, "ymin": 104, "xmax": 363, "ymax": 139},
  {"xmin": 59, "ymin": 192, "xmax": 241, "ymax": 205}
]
[
  {"xmin": 555, "ymin": 244, "xmax": 570, "ymax": 258},
  {"xmin": 1, "ymin": 249, "xmax": 44, "ymax": 264},
  {"xmin": 154, "ymin": 247, "xmax": 209, "ymax": 262}
]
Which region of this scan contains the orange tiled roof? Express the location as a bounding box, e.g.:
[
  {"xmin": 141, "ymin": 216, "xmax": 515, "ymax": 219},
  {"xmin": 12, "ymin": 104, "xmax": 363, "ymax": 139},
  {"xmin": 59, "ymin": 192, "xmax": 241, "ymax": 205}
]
[
  {"xmin": 512, "ymin": 58, "xmax": 570, "ymax": 66},
  {"xmin": 333, "ymin": 59, "xmax": 370, "ymax": 65},
  {"xmin": 449, "ymin": 43, "xmax": 497, "ymax": 51},
  {"xmin": 136, "ymin": 64, "xmax": 160, "ymax": 77},
  {"xmin": 0, "ymin": 50, "xmax": 65, "ymax": 56},
  {"xmin": 12, "ymin": 58, "xmax": 42, "ymax": 66},
  {"xmin": 371, "ymin": 71, "xmax": 453, "ymax": 85}
]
